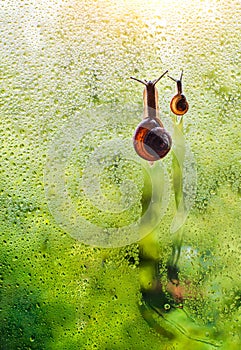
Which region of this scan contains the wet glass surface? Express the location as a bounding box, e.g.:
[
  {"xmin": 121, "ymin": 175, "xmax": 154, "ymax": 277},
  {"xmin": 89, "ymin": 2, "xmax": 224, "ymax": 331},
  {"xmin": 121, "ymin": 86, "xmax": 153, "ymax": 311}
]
[{"xmin": 1, "ymin": 1, "xmax": 240, "ymax": 349}]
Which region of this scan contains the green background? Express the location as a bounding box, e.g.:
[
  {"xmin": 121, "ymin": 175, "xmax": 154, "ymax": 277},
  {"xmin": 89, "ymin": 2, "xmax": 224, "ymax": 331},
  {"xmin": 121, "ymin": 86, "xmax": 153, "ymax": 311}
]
[{"xmin": 0, "ymin": 0, "xmax": 240, "ymax": 349}]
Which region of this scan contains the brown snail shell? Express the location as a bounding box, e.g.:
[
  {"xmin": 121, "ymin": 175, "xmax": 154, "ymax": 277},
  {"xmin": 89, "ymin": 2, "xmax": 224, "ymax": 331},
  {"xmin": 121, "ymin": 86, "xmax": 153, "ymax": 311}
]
[
  {"xmin": 170, "ymin": 94, "xmax": 189, "ymax": 116},
  {"xmin": 133, "ymin": 118, "xmax": 172, "ymax": 161}
]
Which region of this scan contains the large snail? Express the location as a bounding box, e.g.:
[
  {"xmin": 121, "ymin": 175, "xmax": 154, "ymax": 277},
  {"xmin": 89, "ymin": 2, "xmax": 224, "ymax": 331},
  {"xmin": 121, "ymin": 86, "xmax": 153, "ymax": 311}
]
[
  {"xmin": 130, "ymin": 70, "xmax": 172, "ymax": 162},
  {"xmin": 168, "ymin": 70, "xmax": 189, "ymax": 116}
]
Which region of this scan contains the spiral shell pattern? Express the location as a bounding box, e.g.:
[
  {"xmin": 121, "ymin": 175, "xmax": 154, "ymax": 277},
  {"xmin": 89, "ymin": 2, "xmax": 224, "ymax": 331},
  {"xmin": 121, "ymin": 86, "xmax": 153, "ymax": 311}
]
[
  {"xmin": 170, "ymin": 94, "xmax": 189, "ymax": 116},
  {"xmin": 133, "ymin": 118, "xmax": 172, "ymax": 161}
]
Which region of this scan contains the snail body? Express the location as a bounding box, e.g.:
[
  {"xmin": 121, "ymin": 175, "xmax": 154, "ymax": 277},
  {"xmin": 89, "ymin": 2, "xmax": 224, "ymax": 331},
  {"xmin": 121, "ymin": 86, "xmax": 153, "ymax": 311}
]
[
  {"xmin": 130, "ymin": 71, "xmax": 172, "ymax": 161},
  {"xmin": 168, "ymin": 70, "xmax": 189, "ymax": 116}
]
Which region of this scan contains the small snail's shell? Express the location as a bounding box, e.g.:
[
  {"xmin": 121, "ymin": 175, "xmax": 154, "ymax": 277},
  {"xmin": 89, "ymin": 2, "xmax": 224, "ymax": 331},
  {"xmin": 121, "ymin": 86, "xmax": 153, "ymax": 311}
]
[
  {"xmin": 133, "ymin": 118, "xmax": 172, "ymax": 161},
  {"xmin": 170, "ymin": 94, "xmax": 189, "ymax": 115}
]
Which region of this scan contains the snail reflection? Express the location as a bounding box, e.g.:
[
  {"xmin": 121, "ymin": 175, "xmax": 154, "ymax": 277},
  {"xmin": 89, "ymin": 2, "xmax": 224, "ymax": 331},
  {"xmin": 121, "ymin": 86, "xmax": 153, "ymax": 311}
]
[
  {"xmin": 130, "ymin": 70, "xmax": 172, "ymax": 161},
  {"xmin": 131, "ymin": 70, "xmax": 220, "ymax": 347}
]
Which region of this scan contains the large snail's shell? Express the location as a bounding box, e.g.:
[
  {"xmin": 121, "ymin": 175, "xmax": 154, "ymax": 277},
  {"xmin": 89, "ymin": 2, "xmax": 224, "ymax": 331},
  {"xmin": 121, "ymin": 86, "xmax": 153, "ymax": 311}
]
[
  {"xmin": 170, "ymin": 94, "xmax": 189, "ymax": 115},
  {"xmin": 133, "ymin": 118, "xmax": 172, "ymax": 161}
]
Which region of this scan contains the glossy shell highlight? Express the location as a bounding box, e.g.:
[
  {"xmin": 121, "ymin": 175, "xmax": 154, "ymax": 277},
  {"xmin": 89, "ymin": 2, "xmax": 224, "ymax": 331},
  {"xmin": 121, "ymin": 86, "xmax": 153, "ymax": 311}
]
[
  {"xmin": 133, "ymin": 118, "xmax": 172, "ymax": 161},
  {"xmin": 170, "ymin": 94, "xmax": 189, "ymax": 116}
]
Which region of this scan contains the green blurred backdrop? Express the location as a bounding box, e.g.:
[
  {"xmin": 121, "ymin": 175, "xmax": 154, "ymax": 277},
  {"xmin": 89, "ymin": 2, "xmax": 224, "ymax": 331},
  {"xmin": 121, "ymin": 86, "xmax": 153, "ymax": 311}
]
[{"xmin": 0, "ymin": 0, "xmax": 240, "ymax": 349}]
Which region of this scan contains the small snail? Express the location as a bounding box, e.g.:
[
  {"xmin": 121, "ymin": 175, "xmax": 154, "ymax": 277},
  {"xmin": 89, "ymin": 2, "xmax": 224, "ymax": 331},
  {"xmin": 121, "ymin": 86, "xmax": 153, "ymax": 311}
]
[
  {"xmin": 168, "ymin": 70, "xmax": 189, "ymax": 115},
  {"xmin": 130, "ymin": 70, "xmax": 172, "ymax": 162}
]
